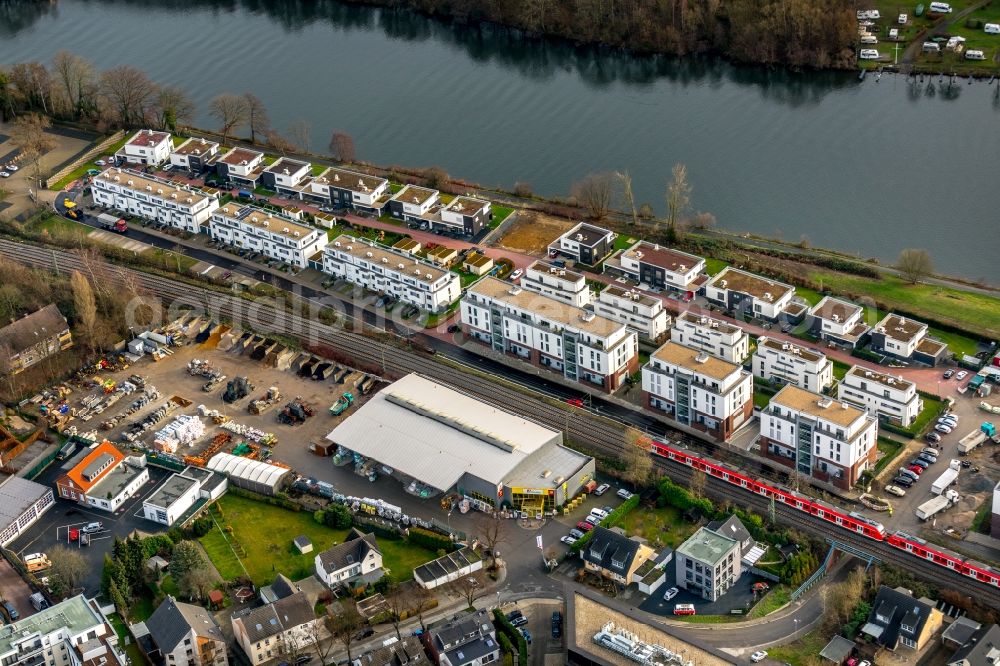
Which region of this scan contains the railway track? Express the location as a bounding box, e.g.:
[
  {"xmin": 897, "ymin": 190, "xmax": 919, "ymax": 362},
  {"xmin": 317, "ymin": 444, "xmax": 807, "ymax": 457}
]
[{"xmin": 5, "ymin": 239, "xmax": 998, "ymax": 607}]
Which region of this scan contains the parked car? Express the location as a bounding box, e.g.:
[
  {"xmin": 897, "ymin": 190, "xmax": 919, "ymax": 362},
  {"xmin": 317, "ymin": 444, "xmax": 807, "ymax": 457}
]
[
  {"xmin": 507, "ymin": 611, "xmax": 528, "ymax": 628},
  {"xmin": 447, "ymin": 324, "xmax": 460, "ymax": 333},
  {"xmin": 584, "ymin": 514, "xmax": 600, "ymax": 526},
  {"xmin": 935, "ymin": 424, "xmax": 953, "ymax": 434},
  {"xmin": 294, "ymin": 656, "xmax": 312, "ymax": 665},
  {"xmin": 925, "ymin": 432, "xmax": 942, "ymax": 444},
  {"xmin": 884, "ymin": 484, "xmax": 906, "ymax": 497},
  {"xmin": 917, "ymin": 453, "xmax": 937, "ymax": 465},
  {"xmin": 662, "ymin": 587, "xmax": 678, "ymax": 601},
  {"xmin": 1, "ymin": 601, "xmax": 18, "ymax": 621},
  {"xmin": 569, "ymin": 528, "xmax": 585, "ymax": 539},
  {"xmin": 891, "ymin": 475, "xmax": 914, "ymax": 488},
  {"xmin": 551, "ymin": 611, "xmax": 563, "ymax": 638},
  {"xmin": 673, "ymin": 604, "xmax": 696, "ymax": 616},
  {"xmin": 590, "ymin": 508, "xmax": 609, "ymax": 520},
  {"xmin": 906, "ymin": 464, "xmax": 924, "ymax": 475},
  {"xmin": 560, "ymin": 535, "xmax": 576, "ymax": 545},
  {"xmin": 956, "ymin": 371, "xmax": 969, "ymax": 381},
  {"xmin": 617, "ymin": 489, "xmax": 634, "ymax": 500},
  {"xmin": 0, "ymin": 172, "xmax": 9, "ymax": 178},
  {"xmin": 82, "ymin": 522, "xmax": 103, "ymax": 534},
  {"xmin": 509, "ymin": 269, "xmax": 523, "ymax": 281},
  {"xmin": 520, "ymin": 629, "xmax": 532, "ymax": 645},
  {"xmin": 909, "ymin": 458, "xmax": 929, "ymax": 469},
  {"xmin": 95, "ymin": 159, "xmax": 107, "ymax": 166},
  {"xmin": 943, "ymin": 369, "xmax": 955, "ymax": 379},
  {"xmin": 576, "ymin": 521, "xmax": 594, "ymax": 532},
  {"xmin": 751, "ymin": 652, "xmax": 768, "ymax": 663},
  {"xmin": 594, "ymin": 483, "xmax": 610, "ymax": 496},
  {"xmin": 921, "ymin": 448, "xmax": 939, "ymax": 458},
  {"xmin": 353, "ymin": 627, "xmax": 374, "ymax": 640},
  {"xmin": 6, "ymin": 164, "xmax": 18, "ymax": 172}
]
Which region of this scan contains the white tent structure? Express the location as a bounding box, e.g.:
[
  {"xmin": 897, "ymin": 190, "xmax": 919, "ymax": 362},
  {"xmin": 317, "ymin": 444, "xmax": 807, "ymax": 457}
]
[{"xmin": 206, "ymin": 453, "xmax": 290, "ymax": 495}]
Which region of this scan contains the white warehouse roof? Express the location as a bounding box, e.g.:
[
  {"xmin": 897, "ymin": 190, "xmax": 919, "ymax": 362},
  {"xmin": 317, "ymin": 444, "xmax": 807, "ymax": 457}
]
[
  {"xmin": 324, "ymin": 373, "xmax": 560, "ymax": 492},
  {"xmin": 206, "ymin": 453, "xmax": 288, "ymax": 489}
]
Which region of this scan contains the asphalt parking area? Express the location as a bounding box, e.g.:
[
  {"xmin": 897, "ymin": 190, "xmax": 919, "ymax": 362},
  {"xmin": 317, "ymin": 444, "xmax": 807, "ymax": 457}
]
[
  {"xmin": 0, "ymin": 559, "xmax": 37, "ymax": 620},
  {"xmin": 638, "ymin": 566, "xmax": 768, "ymax": 617}
]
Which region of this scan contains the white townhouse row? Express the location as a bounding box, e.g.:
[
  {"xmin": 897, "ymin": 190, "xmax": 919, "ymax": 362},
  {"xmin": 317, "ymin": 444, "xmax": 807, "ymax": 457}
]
[
  {"xmin": 520, "ymin": 260, "xmax": 591, "ymax": 307},
  {"xmin": 759, "ymin": 385, "xmax": 878, "ymax": 490},
  {"xmin": 119, "ymin": 129, "xmax": 173, "ymax": 165},
  {"xmin": 607, "ymin": 240, "xmax": 705, "ymax": 293},
  {"xmin": 869, "ymin": 313, "xmax": 949, "ymax": 366},
  {"xmin": 91, "ymin": 168, "xmax": 219, "ymax": 233},
  {"xmin": 753, "ymin": 336, "xmax": 834, "ymax": 393},
  {"xmin": 641, "ymin": 341, "xmax": 753, "ymax": 441},
  {"xmin": 209, "ymin": 202, "xmax": 327, "ymax": 269},
  {"xmin": 670, "ymin": 311, "xmax": 750, "ymax": 364},
  {"xmin": 703, "ymin": 267, "xmax": 795, "ymax": 321},
  {"xmin": 307, "ymin": 167, "xmax": 391, "ymax": 212},
  {"xmin": 323, "ymin": 235, "xmax": 460, "ymax": 312},
  {"xmin": 461, "ymin": 277, "xmax": 638, "ymax": 392},
  {"xmin": 838, "ymin": 365, "xmax": 923, "ymax": 427},
  {"xmin": 592, "ymin": 285, "xmax": 670, "ymax": 341}
]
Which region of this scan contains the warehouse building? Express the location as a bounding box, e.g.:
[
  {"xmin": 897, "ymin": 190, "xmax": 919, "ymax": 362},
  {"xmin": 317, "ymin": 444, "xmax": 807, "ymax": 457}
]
[
  {"xmin": 206, "ymin": 453, "xmax": 291, "ymax": 496},
  {"xmin": 0, "ymin": 476, "xmax": 55, "ymax": 546},
  {"xmin": 324, "ymin": 374, "xmax": 595, "ymax": 514}
]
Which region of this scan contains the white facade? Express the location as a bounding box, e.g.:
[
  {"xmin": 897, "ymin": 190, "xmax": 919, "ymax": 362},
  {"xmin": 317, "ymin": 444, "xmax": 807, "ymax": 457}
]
[
  {"xmin": 92, "ymin": 168, "xmax": 219, "ymax": 233},
  {"xmin": 323, "ymin": 235, "xmax": 459, "ymax": 311},
  {"xmin": 309, "ymin": 167, "xmax": 389, "ymax": 207},
  {"xmin": 87, "ymin": 461, "xmax": 149, "ymax": 513},
  {"xmin": 265, "ymin": 158, "xmax": 310, "ymax": 190},
  {"xmin": 0, "ymin": 595, "xmax": 126, "ymax": 666},
  {"xmin": 462, "ymin": 277, "xmax": 638, "ymax": 390},
  {"xmin": 121, "ymin": 129, "xmax": 172, "ymax": 165},
  {"xmin": 232, "ymin": 595, "xmax": 321, "ymax": 666},
  {"xmin": 440, "ymin": 197, "xmax": 490, "ymax": 227},
  {"xmin": 0, "ymin": 478, "xmax": 55, "ymax": 547},
  {"xmin": 593, "ymin": 286, "xmax": 670, "ymax": 341},
  {"xmin": 392, "ymin": 185, "xmax": 439, "ymax": 217},
  {"xmin": 218, "ymin": 147, "xmax": 265, "ymax": 178},
  {"xmin": 142, "ymin": 473, "xmax": 201, "ymax": 526},
  {"xmin": 809, "ymin": 296, "xmax": 865, "ymax": 339},
  {"xmin": 520, "ymin": 261, "xmax": 591, "ymax": 307},
  {"xmin": 753, "ymin": 336, "xmax": 834, "ymax": 393},
  {"xmin": 703, "ymin": 267, "xmax": 795, "ymax": 321},
  {"xmin": 209, "ymin": 203, "xmax": 327, "ymax": 268},
  {"xmin": 670, "ymin": 312, "xmax": 749, "ymax": 364},
  {"xmin": 873, "ymin": 314, "xmax": 928, "ymax": 359},
  {"xmin": 615, "ymin": 241, "xmax": 705, "ymax": 291},
  {"xmin": 169, "ymin": 137, "xmax": 219, "ymax": 170},
  {"xmin": 838, "ymin": 365, "xmax": 923, "ymax": 427}
]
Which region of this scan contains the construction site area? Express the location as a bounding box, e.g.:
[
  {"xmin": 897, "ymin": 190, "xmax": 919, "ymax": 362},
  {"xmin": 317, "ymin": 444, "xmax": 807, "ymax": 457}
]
[{"xmin": 24, "ymin": 315, "xmax": 383, "ymax": 475}]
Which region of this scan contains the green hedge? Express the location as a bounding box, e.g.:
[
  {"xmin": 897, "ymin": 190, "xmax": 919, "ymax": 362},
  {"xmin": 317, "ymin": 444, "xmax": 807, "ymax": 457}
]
[
  {"xmin": 407, "ymin": 526, "xmax": 455, "ymax": 552},
  {"xmin": 851, "ymin": 348, "xmax": 883, "ymax": 364},
  {"xmin": 228, "ymin": 486, "xmax": 302, "ymax": 511},
  {"xmin": 571, "ymin": 494, "xmax": 640, "ymax": 553},
  {"xmin": 492, "ymin": 609, "xmax": 527, "ymax": 664}
]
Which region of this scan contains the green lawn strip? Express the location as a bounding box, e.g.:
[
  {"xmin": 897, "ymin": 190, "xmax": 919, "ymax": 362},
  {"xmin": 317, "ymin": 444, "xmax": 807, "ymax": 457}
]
[
  {"xmin": 874, "ymin": 437, "xmax": 904, "ymax": 476},
  {"xmin": 108, "ymin": 614, "xmax": 147, "ymax": 665},
  {"xmin": 926, "ymin": 326, "xmax": 979, "ymax": 358},
  {"xmin": 753, "ymin": 392, "xmax": 771, "ymax": 409},
  {"xmin": 50, "ymin": 132, "xmax": 130, "ymax": 190},
  {"xmin": 612, "ymin": 234, "xmax": 640, "ymax": 252},
  {"xmin": 389, "ymin": 182, "xmax": 403, "ymax": 194},
  {"xmin": 491, "ymin": 205, "xmax": 514, "ymax": 227},
  {"xmin": 793, "ymin": 285, "xmax": 824, "ymax": 306},
  {"xmin": 670, "ymin": 613, "xmax": 742, "ymax": 623},
  {"xmin": 620, "ymin": 505, "xmax": 698, "ymax": 551},
  {"xmin": 703, "ymin": 257, "xmax": 728, "ymax": 276},
  {"xmin": 831, "ymin": 359, "xmax": 851, "ymax": 380},
  {"xmin": 747, "ymin": 585, "xmax": 790, "ymax": 619},
  {"xmin": 130, "ymin": 596, "xmax": 156, "ymax": 622},
  {"xmin": 766, "ymin": 631, "xmax": 829, "ymax": 666},
  {"xmin": 144, "ymin": 247, "xmax": 199, "ymax": 273},
  {"xmin": 311, "ymin": 164, "xmax": 327, "ymax": 176},
  {"xmin": 160, "ymin": 574, "xmax": 181, "ymax": 597}
]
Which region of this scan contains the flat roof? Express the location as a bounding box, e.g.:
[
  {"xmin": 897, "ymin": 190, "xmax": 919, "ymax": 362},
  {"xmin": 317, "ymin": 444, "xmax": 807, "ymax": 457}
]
[
  {"xmin": 219, "ymin": 146, "xmax": 264, "ymax": 166},
  {"xmin": 600, "ymin": 284, "xmax": 659, "ymax": 307},
  {"xmin": 622, "ymin": 240, "xmax": 703, "ymax": 272},
  {"xmin": 88, "ymin": 460, "xmax": 148, "ymax": 501},
  {"xmin": 444, "ymin": 196, "xmax": 489, "ymax": 215},
  {"xmin": 757, "ymin": 336, "xmax": 826, "ymax": 363},
  {"xmin": 527, "ymin": 260, "xmax": 584, "ymax": 283},
  {"xmin": 676, "ymin": 311, "xmax": 743, "ymax": 336},
  {"xmin": 650, "ymin": 341, "xmax": 742, "ymax": 381},
  {"xmin": 392, "ymin": 238, "xmax": 420, "ymax": 252},
  {"xmin": 0, "ymin": 477, "xmax": 50, "ymax": 530},
  {"xmin": 393, "ymin": 185, "xmax": 438, "ymax": 206},
  {"xmin": 329, "ymin": 235, "xmax": 451, "ymax": 285},
  {"xmin": 875, "ymin": 313, "xmax": 927, "ymax": 344},
  {"xmin": 676, "ymin": 527, "xmax": 737, "ymax": 566},
  {"xmin": 215, "ymin": 203, "xmax": 318, "ymax": 240},
  {"xmin": 916, "ymin": 338, "xmax": 947, "ymax": 355},
  {"xmin": 464, "ymin": 253, "xmax": 493, "ymax": 268},
  {"xmin": 0, "ymin": 596, "xmax": 101, "ymax": 653},
  {"xmin": 172, "ymin": 137, "xmax": 219, "ymax": 156},
  {"xmin": 771, "ymin": 384, "xmax": 867, "ymax": 427},
  {"xmin": 314, "ymin": 167, "xmax": 387, "ymax": 194},
  {"xmin": 126, "ymin": 129, "xmax": 170, "ymax": 147},
  {"xmin": 427, "ymin": 245, "xmax": 457, "ymax": 259},
  {"xmin": 324, "ymin": 374, "xmax": 563, "ymax": 491},
  {"xmin": 809, "ymin": 295, "xmax": 862, "ymax": 322},
  {"xmin": 707, "ymin": 267, "xmax": 793, "ymax": 303},
  {"xmin": 845, "ymin": 365, "xmax": 914, "ymax": 391},
  {"xmin": 265, "ymin": 157, "xmax": 310, "ymax": 175},
  {"xmin": 560, "ymin": 222, "xmax": 612, "ymax": 247},
  {"xmin": 95, "ymin": 168, "xmax": 214, "ymax": 208},
  {"xmin": 144, "ymin": 473, "xmax": 198, "ymax": 509},
  {"xmin": 468, "ymin": 277, "xmax": 623, "ymax": 338}
]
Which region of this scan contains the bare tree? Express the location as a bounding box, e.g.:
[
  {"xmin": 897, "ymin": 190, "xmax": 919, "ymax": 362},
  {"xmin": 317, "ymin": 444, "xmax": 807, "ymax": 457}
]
[
  {"xmin": 385, "ymin": 583, "xmax": 411, "ymax": 640},
  {"xmin": 329, "ymin": 131, "xmax": 356, "ymax": 162},
  {"xmin": 243, "ymin": 93, "xmax": 270, "ymax": 144},
  {"xmin": 265, "ymin": 129, "xmax": 296, "ymax": 156},
  {"xmin": 454, "ymin": 571, "xmax": 484, "ymax": 610},
  {"xmin": 897, "ymin": 249, "xmax": 933, "ymax": 284},
  {"xmin": 475, "ymin": 510, "xmax": 507, "ymax": 571},
  {"xmin": 330, "ymin": 601, "xmax": 364, "ymax": 663},
  {"xmin": 154, "ymin": 85, "xmax": 195, "ymax": 132},
  {"xmin": 9, "ymin": 62, "xmax": 54, "ymax": 115},
  {"xmin": 665, "ymin": 163, "xmax": 692, "ymax": 242},
  {"xmin": 690, "ymin": 211, "xmax": 716, "ymax": 231},
  {"xmin": 178, "ymin": 568, "xmax": 215, "ymax": 602},
  {"xmin": 51, "ymin": 51, "xmax": 95, "ymax": 119},
  {"xmin": 411, "ymin": 584, "xmax": 434, "ymax": 631},
  {"xmin": 48, "ymin": 546, "xmax": 88, "ymax": 593},
  {"xmin": 70, "ymin": 270, "xmax": 97, "ymax": 351},
  {"xmin": 99, "ymin": 65, "xmax": 157, "ymax": 128},
  {"xmin": 572, "ymin": 172, "xmax": 615, "ymax": 220},
  {"xmin": 688, "ymin": 468, "xmax": 706, "ymax": 499},
  {"xmin": 0, "ymin": 343, "xmax": 17, "ymax": 400},
  {"xmin": 307, "ymin": 615, "xmax": 335, "ymax": 664},
  {"xmin": 10, "ymin": 113, "xmax": 57, "ymax": 183},
  {"xmin": 621, "ymin": 430, "xmax": 653, "ymax": 490},
  {"xmin": 616, "ymin": 171, "xmax": 638, "ymax": 225},
  {"xmin": 76, "ymin": 247, "xmax": 114, "ymax": 301},
  {"xmin": 208, "ymin": 93, "xmax": 250, "ymax": 145},
  {"xmin": 288, "ymin": 119, "xmax": 312, "ymax": 153}
]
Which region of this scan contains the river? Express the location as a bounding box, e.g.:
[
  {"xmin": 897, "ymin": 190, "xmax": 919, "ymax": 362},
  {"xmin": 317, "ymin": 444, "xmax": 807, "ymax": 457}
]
[{"xmin": 2, "ymin": 0, "xmax": 999, "ymax": 281}]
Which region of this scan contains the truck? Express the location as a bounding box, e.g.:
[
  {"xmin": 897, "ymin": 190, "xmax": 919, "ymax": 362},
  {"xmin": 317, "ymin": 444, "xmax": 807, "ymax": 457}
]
[
  {"xmin": 329, "ymin": 392, "xmax": 354, "ymax": 416},
  {"xmin": 958, "ymin": 422, "xmax": 996, "ymax": 454},
  {"xmin": 97, "ymin": 213, "xmax": 128, "ymax": 234},
  {"xmin": 23, "ymin": 553, "xmax": 51, "ymax": 573},
  {"xmin": 931, "ymin": 462, "xmax": 961, "ymax": 495},
  {"xmin": 916, "ymin": 489, "xmax": 960, "ymax": 521}
]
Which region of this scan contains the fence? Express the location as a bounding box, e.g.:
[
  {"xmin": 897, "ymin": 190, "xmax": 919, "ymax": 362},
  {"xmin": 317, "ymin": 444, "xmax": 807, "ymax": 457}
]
[{"xmin": 43, "ymin": 130, "xmax": 125, "ymax": 189}]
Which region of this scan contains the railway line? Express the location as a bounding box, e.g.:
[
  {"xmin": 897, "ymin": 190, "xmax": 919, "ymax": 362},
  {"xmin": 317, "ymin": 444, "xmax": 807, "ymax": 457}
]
[{"xmin": 4, "ymin": 239, "xmax": 999, "ymax": 608}]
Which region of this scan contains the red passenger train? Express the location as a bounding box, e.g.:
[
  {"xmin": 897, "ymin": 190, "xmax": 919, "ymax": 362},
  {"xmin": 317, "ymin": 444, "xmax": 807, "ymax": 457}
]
[{"xmin": 647, "ymin": 438, "xmax": 1000, "ymax": 590}]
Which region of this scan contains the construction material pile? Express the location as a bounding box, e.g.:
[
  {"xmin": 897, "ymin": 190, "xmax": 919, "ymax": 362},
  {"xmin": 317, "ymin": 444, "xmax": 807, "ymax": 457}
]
[
  {"xmin": 248, "ymin": 387, "xmax": 282, "ymax": 415},
  {"xmin": 122, "ymin": 401, "xmax": 178, "ymax": 442},
  {"xmin": 223, "ymin": 377, "xmax": 254, "ymax": 404},
  {"xmin": 278, "ymin": 398, "xmax": 314, "ymax": 426},
  {"xmin": 220, "ymin": 420, "xmax": 276, "ymax": 445},
  {"xmin": 152, "ymin": 414, "xmax": 205, "ymax": 453}
]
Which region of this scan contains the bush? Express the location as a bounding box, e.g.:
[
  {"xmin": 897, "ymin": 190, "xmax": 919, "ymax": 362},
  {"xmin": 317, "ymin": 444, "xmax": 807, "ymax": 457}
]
[
  {"xmin": 229, "ymin": 486, "xmax": 301, "ymax": 511},
  {"xmin": 407, "ymin": 526, "xmax": 455, "ymax": 552},
  {"xmin": 492, "ymin": 609, "xmax": 527, "ymax": 664},
  {"xmin": 657, "ymin": 477, "xmax": 714, "ymax": 516},
  {"xmin": 851, "ymin": 348, "xmax": 884, "ymax": 364},
  {"xmin": 571, "ymin": 494, "xmax": 640, "ymax": 552},
  {"xmin": 513, "ymin": 182, "xmax": 533, "ymax": 198},
  {"xmin": 186, "ymin": 516, "xmax": 214, "ymax": 538}
]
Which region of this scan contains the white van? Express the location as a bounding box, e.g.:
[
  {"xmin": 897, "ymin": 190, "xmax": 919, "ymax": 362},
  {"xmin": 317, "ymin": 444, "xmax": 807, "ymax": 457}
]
[
  {"xmin": 922, "ymin": 41, "xmax": 941, "ymax": 52},
  {"xmin": 929, "ymin": 2, "xmax": 953, "ymax": 13},
  {"xmin": 889, "ymin": 28, "xmax": 899, "ymax": 39},
  {"xmin": 966, "ymin": 49, "xmax": 986, "ymax": 60},
  {"xmin": 589, "ymin": 508, "xmax": 609, "ymax": 521},
  {"xmin": 985, "ymin": 23, "xmax": 1000, "ymax": 34},
  {"xmin": 898, "ymin": 13, "xmax": 907, "ymax": 24},
  {"xmin": 861, "ymin": 35, "xmax": 878, "ymax": 44},
  {"xmin": 860, "ymin": 49, "xmax": 881, "ymax": 59}
]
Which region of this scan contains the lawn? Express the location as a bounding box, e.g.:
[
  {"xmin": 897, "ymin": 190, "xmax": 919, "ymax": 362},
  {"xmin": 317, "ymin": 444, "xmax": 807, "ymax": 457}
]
[
  {"xmin": 809, "ymin": 269, "xmax": 1000, "ymax": 339},
  {"xmin": 199, "ymin": 494, "xmax": 439, "ymax": 586},
  {"xmin": 873, "ymin": 437, "xmax": 904, "ymax": 476},
  {"xmin": 927, "ymin": 326, "xmax": 980, "ymax": 358},
  {"xmin": 908, "ymin": 393, "xmax": 946, "ymax": 434},
  {"xmin": 613, "ymin": 234, "xmax": 639, "ymax": 252},
  {"xmin": 490, "ymin": 205, "xmax": 514, "ymax": 229},
  {"xmin": 389, "ymin": 182, "xmax": 403, "ymax": 194},
  {"xmin": 108, "ymin": 613, "xmax": 147, "ymax": 665},
  {"xmin": 620, "ymin": 504, "xmax": 698, "ymax": 550},
  {"xmin": 747, "ymin": 585, "xmax": 790, "ymax": 619},
  {"xmin": 766, "ymin": 631, "xmax": 830, "ymax": 666},
  {"xmin": 30, "ymin": 213, "xmax": 91, "ymax": 238},
  {"xmin": 703, "ymin": 257, "xmax": 728, "ymax": 276},
  {"xmin": 793, "ymin": 285, "xmax": 824, "ymax": 306},
  {"xmin": 753, "ymin": 392, "xmax": 771, "ymax": 409},
  {"xmin": 50, "ymin": 135, "xmax": 132, "ymax": 190},
  {"xmin": 831, "ymin": 359, "xmax": 851, "ymax": 381},
  {"xmin": 144, "ymin": 247, "xmax": 199, "ymax": 273}
]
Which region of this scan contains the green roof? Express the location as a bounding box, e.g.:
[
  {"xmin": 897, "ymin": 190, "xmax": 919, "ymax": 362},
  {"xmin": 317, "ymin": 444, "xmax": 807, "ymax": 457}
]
[
  {"xmin": 676, "ymin": 527, "xmax": 737, "ymax": 567},
  {"xmin": 0, "ymin": 595, "xmax": 101, "ymax": 652}
]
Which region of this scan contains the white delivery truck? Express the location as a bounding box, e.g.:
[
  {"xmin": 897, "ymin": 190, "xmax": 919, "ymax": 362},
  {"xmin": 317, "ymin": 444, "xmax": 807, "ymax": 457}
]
[{"xmin": 916, "ymin": 489, "xmax": 959, "ymax": 521}]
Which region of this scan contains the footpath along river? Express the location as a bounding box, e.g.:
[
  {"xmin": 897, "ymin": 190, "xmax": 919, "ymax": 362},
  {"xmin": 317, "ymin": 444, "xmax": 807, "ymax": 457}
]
[{"xmin": 2, "ymin": 0, "xmax": 999, "ymax": 280}]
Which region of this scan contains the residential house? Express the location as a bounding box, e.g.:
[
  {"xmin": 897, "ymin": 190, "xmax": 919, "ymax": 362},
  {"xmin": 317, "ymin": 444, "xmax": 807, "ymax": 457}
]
[
  {"xmin": 315, "ymin": 528, "xmax": 384, "ymax": 589},
  {"xmin": 641, "ymin": 341, "xmax": 753, "ymax": 441},
  {"xmin": 0, "ymin": 476, "xmax": 55, "ymax": 546},
  {"xmin": 520, "ymin": 260, "xmax": 592, "ymax": 307},
  {"xmin": 605, "ymin": 240, "xmax": 705, "ymax": 294},
  {"xmin": 215, "ymin": 147, "xmax": 266, "ymax": 187},
  {"xmin": 387, "ymin": 185, "xmax": 440, "ymax": 222},
  {"xmin": 669, "ymin": 311, "xmax": 749, "ymax": 364},
  {"xmin": 260, "ymin": 158, "xmax": 311, "ymax": 196},
  {"xmin": 0, "ymin": 595, "xmax": 127, "ymax": 666},
  {"xmin": 424, "ymin": 610, "xmax": 499, "ymax": 666},
  {"xmin": 120, "ymin": 129, "xmax": 172, "ymax": 165},
  {"xmin": 232, "ymin": 592, "xmax": 321, "ymax": 666},
  {"xmin": 838, "ymin": 365, "xmax": 923, "ymax": 428},
  {"xmin": 142, "ymin": 467, "xmax": 227, "ymax": 527},
  {"xmin": 808, "ymin": 296, "xmax": 869, "ymax": 348},
  {"xmin": 170, "ymin": 138, "xmax": 219, "ymax": 173},
  {"xmin": 592, "ymin": 285, "xmax": 670, "ymax": 341},
  {"xmin": 462, "ymin": 277, "xmax": 639, "ymax": 392},
  {"xmin": 704, "ymin": 515, "xmax": 755, "ymax": 561},
  {"xmin": 581, "ymin": 526, "xmax": 657, "ymax": 586},
  {"xmin": 675, "ymin": 525, "xmax": 742, "ymax": 602},
  {"xmin": 703, "ymin": 267, "xmax": 795, "ymax": 322},
  {"xmin": 862, "ymin": 586, "xmax": 943, "ymax": 652},
  {"xmin": 91, "ymin": 168, "xmax": 219, "ymax": 234},
  {"xmin": 145, "ymin": 596, "xmax": 228, "ymax": 666},
  {"xmin": 55, "ymin": 440, "xmax": 150, "ymax": 513},
  {"xmin": 307, "ymin": 167, "xmax": 390, "ymax": 213},
  {"xmin": 547, "ymin": 222, "xmax": 615, "ymax": 266},
  {"xmin": 438, "ymin": 197, "xmax": 491, "ymax": 236},
  {"xmin": 0, "ymin": 304, "xmax": 72, "ymax": 375},
  {"xmin": 760, "ymin": 385, "xmax": 878, "ymax": 490},
  {"xmin": 322, "ymin": 235, "xmax": 460, "ymax": 312},
  {"xmin": 753, "ymin": 336, "xmax": 834, "ymax": 393},
  {"xmin": 947, "ymin": 623, "xmax": 1000, "ymax": 666},
  {"xmin": 870, "ymin": 314, "xmax": 948, "ymax": 366},
  {"xmin": 941, "ymin": 617, "xmax": 981, "ymax": 652},
  {"xmin": 353, "ymin": 636, "xmax": 430, "ymax": 666},
  {"xmin": 209, "ymin": 202, "xmax": 327, "ymax": 269}
]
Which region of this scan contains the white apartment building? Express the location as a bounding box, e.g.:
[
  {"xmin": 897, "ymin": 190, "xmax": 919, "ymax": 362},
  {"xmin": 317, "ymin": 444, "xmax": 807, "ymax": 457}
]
[
  {"xmin": 641, "ymin": 341, "xmax": 753, "ymax": 441},
  {"xmin": 308, "ymin": 167, "xmax": 390, "ymax": 211},
  {"xmin": 462, "ymin": 277, "xmax": 638, "ymax": 392},
  {"xmin": 261, "ymin": 157, "xmax": 311, "ymax": 195},
  {"xmin": 703, "ymin": 267, "xmax": 795, "ymax": 321},
  {"xmin": 0, "ymin": 595, "xmax": 127, "ymax": 666},
  {"xmin": 609, "ymin": 240, "xmax": 705, "ymax": 293},
  {"xmin": 520, "ymin": 260, "xmax": 591, "ymax": 307},
  {"xmin": 760, "ymin": 385, "xmax": 878, "ymax": 490},
  {"xmin": 547, "ymin": 222, "xmax": 615, "ymax": 265},
  {"xmin": 808, "ymin": 296, "xmax": 868, "ymax": 347},
  {"xmin": 120, "ymin": 129, "xmax": 172, "ymax": 165},
  {"xmin": 323, "ymin": 235, "xmax": 460, "ymax": 312},
  {"xmin": 838, "ymin": 365, "xmax": 923, "ymax": 427},
  {"xmin": 209, "ymin": 203, "xmax": 327, "ymax": 268},
  {"xmin": 387, "ymin": 185, "xmax": 440, "ymax": 221},
  {"xmin": 868, "ymin": 313, "xmax": 948, "ymax": 366},
  {"xmin": 593, "ymin": 285, "xmax": 670, "ymax": 341},
  {"xmin": 753, "ymin": 336, "xmax": 834, "ymax": 392},
  {"xmin": 169, "ymin": 137, "xmax": 219, "ymax": 172},
  {"xmin": 91, "ymin": 168, "xmax": 219, "ymax": 233},
  {"xmin": 670, "ymin": 311, "xmax": 750, "ymax": 364},
  {"xmin": 216, "ymin": 146, "xmax": 266, "ymax": 186}
]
